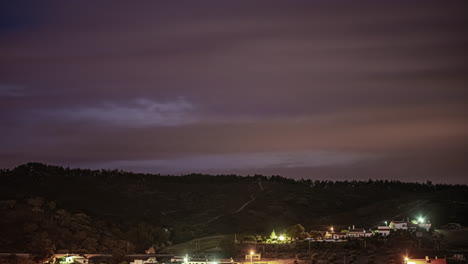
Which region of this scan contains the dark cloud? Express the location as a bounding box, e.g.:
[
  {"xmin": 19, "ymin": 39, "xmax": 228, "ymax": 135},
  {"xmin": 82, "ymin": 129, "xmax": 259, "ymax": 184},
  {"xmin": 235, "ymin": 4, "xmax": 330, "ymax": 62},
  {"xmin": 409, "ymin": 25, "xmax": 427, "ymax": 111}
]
[{"xmin": 0, "ymin": 1, "xmax": 467, "ymax": 183}]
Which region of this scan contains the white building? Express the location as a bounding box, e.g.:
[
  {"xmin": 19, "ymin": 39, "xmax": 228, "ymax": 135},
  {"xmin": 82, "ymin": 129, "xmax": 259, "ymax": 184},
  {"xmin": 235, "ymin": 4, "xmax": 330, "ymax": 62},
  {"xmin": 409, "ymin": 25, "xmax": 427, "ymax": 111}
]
[
  {"xmin": 376, "ymin": 226, "xmax": 391, "ymax": 236},
  {"xmin": 130, "ymin": 257, "xmax": 157, "ymax": 264},
  {"xmin": 56, "ymin": 255, "xmax": 88, "ymax": 264},
  {"xmin": 331, "ymin": 232, "xmax": 348, "ymax": 240},
  {"xmin": 390, "ymin": 220, "xmax": 408, "ymax": 230},
  {"xmin": 348, "ymin": 226, "xmax": 372, "ymax": 238}
]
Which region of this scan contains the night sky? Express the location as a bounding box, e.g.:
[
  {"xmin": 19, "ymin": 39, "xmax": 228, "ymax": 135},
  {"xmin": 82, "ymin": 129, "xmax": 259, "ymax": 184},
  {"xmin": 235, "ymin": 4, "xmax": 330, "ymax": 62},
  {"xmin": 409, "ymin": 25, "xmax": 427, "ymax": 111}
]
[{"xmin": 1, "ymin": 1, "xmax": 467, "ymax": 183}]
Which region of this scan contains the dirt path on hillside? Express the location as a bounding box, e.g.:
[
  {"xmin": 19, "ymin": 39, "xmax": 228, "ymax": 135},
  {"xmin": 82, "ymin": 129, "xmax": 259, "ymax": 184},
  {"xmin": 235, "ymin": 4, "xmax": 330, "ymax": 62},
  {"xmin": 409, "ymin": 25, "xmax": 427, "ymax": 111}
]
[
  {"xmin": 235, "ymin": 194, "xmax": 256, "ymax": 213},
  {"xmin": 205, "ymin": 183, "xmax": 262, "ymax": 224}
]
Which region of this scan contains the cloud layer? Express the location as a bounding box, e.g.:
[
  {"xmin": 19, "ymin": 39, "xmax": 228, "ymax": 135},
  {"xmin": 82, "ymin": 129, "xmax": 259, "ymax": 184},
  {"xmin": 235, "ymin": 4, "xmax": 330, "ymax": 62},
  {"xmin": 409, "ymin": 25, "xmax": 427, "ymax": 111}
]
[{"xmin": 0, "ymin": 1, "xmax": 467, "ymax": 183}]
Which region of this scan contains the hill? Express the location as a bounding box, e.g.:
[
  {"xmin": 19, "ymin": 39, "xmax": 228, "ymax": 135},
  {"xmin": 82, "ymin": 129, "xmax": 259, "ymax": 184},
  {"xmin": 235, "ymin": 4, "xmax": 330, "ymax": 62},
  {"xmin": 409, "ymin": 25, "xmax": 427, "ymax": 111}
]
[{"xmin": 1, "ymin": 163, "xmax": 468, "ymax": 259}]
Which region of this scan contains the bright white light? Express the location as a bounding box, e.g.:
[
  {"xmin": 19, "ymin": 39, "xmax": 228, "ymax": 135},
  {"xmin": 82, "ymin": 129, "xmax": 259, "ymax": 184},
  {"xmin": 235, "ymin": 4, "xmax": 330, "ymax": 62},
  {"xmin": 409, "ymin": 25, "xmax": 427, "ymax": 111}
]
[
  {"xmin": 279, "ymin": 235, "xmax": 285, "ymax": 241},
  {"xmin": 418, "ymin": 217, "xmax": 424, "ymax": 223}
]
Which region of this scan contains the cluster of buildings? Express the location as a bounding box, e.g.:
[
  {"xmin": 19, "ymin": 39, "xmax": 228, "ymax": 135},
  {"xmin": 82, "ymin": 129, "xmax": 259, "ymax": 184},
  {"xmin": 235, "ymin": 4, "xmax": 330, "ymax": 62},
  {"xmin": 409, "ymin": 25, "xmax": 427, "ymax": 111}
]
[
  {"xmin": 168, "ymin": 255, "xmax": 237, "ymax": 264},
  {"xmin": 45, "ymin": 254, "xmax": 89, "ymax": 264},
  {"xmin": 324, "ymin": 217, "xmax": 432, "ymax": 240},
  {"xmin": 44, "ymin": 253, "xmax": 452, "ymax": 264},
  {"xmin": 389, "ymin": 218, "xmax": 432, "ymax": 232},
  {"xmin": 404, "ymin": 256, "xmax": 447, "ymax": 264}
]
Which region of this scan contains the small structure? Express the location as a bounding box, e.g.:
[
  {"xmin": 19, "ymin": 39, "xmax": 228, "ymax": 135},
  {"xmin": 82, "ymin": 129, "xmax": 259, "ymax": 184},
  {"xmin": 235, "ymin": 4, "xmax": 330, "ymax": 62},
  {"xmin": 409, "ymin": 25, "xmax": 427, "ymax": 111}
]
[
  {"xmin": 145, "ymin": 246, "xmax": 156, "ymax": 254},
  {"xmin": 390, "ymin": 220, "xmax": 408, "ymax": 230},
  {"xmin": 376, "ymin": 226, "xmax": 390, "ymax": 236},
  {"xmin": 130, "ymin": 257, "xmax": 158, "ymax": 264},
  {"xmin": 451, "ymin": 254, "xmax": 466, "ymax": 261},
  {"xmin": 447, "ymin": 223, "xmax": 461, "ymax": 229},
  {"xmin": 57, "ymin": 255, "xmax": 89, "ymax": 264},
  {"xmin": 332, "ymin": 232, "xmax": 348, "ymax": 240},
  {"xmin": 418, "ymin": 223, "xmax": 432, "ymax": 231},
  {"xmin": 348, "ymin": 226, "xmax": 372, "ymax": 238}
]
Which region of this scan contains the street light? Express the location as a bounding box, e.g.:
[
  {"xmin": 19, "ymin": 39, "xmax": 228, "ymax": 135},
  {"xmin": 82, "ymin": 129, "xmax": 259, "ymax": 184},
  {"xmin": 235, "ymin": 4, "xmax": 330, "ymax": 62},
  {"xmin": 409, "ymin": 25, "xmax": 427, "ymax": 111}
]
[
  {"xmin": 418, "ymin": 217, "xmax": 425, "ymax": 224},
  {"xmin": 330, "ymin": 226, "xmax": 334, "ymax": 233},
  {"xmin": 250, "ymin": 251, "xmax": 254, "ymax": 264},
  {"xmin": 384, "ymin": 221, "xmax": 388, "ymax": 226},
  {"xmin": 279, "ymin": 235, "xmax": 285, "ymax": 241}
]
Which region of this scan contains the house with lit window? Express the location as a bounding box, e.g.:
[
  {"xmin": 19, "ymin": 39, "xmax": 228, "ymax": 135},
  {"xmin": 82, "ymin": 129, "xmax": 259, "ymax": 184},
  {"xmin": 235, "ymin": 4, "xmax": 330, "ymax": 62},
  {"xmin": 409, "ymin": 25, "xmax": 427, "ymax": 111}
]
[
  {"xmin": 49, "ymin": 254, "xmax": 89, "ymax": 264},
  {"xmin": 348, "ymin": 226, "xmax": 372, "ymax": 238},
  {"xmin": 389, "ymin": 220, "xmax": 408, "ymax": 230}
]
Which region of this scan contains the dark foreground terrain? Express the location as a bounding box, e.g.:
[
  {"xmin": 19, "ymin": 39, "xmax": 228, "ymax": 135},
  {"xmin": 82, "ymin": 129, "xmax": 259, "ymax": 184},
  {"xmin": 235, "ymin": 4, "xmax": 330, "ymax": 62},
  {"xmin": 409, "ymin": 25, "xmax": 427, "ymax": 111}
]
[{"xmin": 1, "ymin": 163, "xmax": 467, "ymax": 262}]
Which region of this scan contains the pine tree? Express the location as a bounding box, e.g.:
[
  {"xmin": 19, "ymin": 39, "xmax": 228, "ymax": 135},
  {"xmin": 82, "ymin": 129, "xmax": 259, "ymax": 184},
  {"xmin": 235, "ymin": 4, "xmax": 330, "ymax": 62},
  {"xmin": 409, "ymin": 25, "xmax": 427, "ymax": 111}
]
[{"xmin": 270, "ymin": 230, "xmax": 277, "ymax": 239}]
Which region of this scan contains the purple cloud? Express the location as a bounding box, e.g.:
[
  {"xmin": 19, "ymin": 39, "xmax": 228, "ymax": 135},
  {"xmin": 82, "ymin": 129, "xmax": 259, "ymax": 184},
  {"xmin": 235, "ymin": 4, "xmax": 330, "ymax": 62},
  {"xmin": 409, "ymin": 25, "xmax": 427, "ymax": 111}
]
[
  {"xmin": 0, "ymin": 1, "xmax": 467, "ymax": 183},
  {"xmin": 43, "ymin": 98, "xmax": 195, "ymax": 126}
]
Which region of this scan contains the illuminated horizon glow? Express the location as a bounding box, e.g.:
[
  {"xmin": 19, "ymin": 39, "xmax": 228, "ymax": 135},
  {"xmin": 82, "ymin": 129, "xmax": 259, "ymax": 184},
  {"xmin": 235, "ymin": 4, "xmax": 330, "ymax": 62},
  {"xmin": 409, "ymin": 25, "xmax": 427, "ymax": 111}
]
[{"xmin": 1, "ymin": 1, "xmax": 467, "ymax": 183}]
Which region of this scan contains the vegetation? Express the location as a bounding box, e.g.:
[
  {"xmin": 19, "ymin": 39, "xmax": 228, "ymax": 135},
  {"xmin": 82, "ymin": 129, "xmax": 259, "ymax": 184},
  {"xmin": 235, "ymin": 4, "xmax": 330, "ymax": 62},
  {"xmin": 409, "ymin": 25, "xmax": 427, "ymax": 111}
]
[{"xmin": 1, "ymin": 162, "xmax": 468, "ymax": 261}]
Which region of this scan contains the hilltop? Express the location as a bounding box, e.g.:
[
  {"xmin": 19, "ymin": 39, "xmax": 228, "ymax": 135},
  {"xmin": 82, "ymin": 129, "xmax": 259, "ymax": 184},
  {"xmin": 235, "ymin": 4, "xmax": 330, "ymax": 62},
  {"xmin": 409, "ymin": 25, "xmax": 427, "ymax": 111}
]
[{"xmin": 1, "ymin": 163, "xmax": 467, "ymax": 259}]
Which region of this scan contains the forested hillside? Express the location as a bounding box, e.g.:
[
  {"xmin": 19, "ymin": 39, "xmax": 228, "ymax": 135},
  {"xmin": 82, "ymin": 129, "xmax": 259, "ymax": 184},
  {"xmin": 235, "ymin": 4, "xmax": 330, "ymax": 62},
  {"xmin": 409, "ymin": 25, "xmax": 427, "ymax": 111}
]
[{"xmin": 1, "ymin": 163, "xmax": 467, "ymax": 259}]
